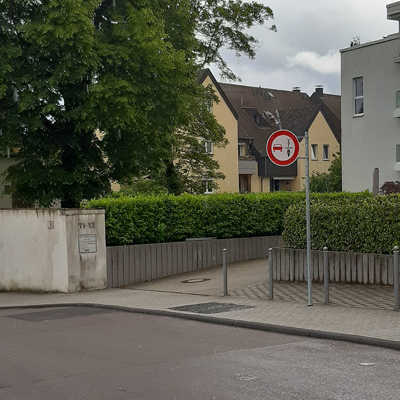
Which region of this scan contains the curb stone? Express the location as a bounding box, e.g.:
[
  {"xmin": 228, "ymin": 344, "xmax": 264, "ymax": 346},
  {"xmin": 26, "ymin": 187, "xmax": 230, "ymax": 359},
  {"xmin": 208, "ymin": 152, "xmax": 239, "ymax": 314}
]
[{"xmin": 1, "ymin": 302, "xmax": 400, "ymax": 351}]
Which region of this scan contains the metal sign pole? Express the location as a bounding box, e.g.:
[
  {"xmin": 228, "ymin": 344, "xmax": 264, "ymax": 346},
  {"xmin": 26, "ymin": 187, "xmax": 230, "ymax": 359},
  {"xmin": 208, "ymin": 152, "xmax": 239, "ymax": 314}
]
[{"xmin": 305, "ymin": 131, "xmax": 312, "ymax": 306}]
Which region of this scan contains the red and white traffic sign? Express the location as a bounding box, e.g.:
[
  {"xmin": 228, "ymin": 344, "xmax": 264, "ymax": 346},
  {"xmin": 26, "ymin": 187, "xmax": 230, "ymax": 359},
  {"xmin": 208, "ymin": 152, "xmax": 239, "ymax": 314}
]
[{"xmin": 266, "ymin": 130, "xmax": 300, "ymax": 166}]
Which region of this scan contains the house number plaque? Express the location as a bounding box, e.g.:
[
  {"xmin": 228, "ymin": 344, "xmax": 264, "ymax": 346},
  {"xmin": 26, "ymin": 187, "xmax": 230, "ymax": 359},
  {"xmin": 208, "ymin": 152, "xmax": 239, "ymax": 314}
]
[{"xmin": 79, "ymin": 234, "xmax": 97, "ymax": 254}]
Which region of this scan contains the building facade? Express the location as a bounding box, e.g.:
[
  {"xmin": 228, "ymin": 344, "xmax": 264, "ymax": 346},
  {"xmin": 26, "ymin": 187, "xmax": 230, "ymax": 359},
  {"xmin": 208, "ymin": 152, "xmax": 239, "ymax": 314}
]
[
  {"xmin": 341, "ymin": 2, "xmax": 400, "ymax": 192},
  {"xmin": 201, "ymin": 68, "xmax": 341, "ymax": 194},
  {"xmin": 199, "ymin": 71, "xmax": 240, "ymax": 193}
]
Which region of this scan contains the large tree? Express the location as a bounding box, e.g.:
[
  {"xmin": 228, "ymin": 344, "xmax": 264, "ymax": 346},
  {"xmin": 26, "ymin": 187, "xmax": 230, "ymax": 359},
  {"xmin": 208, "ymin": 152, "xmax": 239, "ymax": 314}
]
[{"xmin": 0, "ymin": 0, "xmax": 274, "ymax": 205}]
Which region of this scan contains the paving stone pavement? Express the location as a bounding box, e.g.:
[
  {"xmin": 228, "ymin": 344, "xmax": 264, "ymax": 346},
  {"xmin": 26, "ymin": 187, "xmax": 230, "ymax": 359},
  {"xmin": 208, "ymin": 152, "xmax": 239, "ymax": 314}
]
[{"xmin": 231, "ymin": 280, "xmax": 396, "ymax": 310}]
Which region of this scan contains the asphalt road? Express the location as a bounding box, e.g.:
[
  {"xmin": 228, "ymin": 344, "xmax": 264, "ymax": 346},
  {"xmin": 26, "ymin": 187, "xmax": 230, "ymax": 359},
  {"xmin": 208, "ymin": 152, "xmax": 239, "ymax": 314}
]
[{"xmin": 1, "ymin": 306, "xmax": 400, "ymax": 400}]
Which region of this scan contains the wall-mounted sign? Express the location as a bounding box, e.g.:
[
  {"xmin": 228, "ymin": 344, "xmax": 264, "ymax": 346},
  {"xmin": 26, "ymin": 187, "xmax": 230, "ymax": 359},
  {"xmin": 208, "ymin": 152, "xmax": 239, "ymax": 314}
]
[
  {"xmin": 266, "ymin": 130, "xmax": 300, "ymax": 167},
  {"xmin": 79, "ymin": 234, "xmax": 97, "ymax": 254}
]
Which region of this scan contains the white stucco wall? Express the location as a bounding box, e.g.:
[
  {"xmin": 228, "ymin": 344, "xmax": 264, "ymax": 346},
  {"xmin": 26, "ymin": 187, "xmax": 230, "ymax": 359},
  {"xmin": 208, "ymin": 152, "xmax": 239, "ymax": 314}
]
[
  {"xmin": 341, "ymin": 33, "xmax": 400, "ymax": 192},
  {"xmin": 0, "ymin": 209, "xmax": 106, "ymax": 292}
]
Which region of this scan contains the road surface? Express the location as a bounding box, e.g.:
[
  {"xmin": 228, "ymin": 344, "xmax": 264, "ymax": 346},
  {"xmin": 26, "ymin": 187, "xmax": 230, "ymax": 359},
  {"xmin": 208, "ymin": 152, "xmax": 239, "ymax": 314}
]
[{"xmin": 0, "ymin": 306, "xmax": 399, "ymax": 399}]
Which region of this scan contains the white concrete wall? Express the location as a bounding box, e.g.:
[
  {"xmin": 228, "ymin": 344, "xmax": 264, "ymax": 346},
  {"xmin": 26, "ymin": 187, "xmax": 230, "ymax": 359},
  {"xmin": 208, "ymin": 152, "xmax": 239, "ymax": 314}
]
[
  {"xmin": 0, "ymin": 209, "xmax": 106, "ymax": 292},
  {"xmin": 341, "ymin": 33, "xmax": 400, "ymax": 192}
]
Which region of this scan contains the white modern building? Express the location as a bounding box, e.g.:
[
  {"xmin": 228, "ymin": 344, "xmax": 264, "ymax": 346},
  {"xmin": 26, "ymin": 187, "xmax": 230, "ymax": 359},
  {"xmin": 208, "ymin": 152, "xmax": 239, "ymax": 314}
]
[{"xmin": 341, "ymin": 2, "xmax": 400, "ymax": 192}]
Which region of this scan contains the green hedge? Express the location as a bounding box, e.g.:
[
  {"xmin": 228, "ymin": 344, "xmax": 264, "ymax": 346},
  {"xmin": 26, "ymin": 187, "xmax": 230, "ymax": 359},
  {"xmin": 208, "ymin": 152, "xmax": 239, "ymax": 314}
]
[
  {"xmin": 86, "ymin": 192, "xmax": 371, "ymax": 246},
  {"xmin": 283, "ymin": 195, "xmax": 400, "ymax": 254}
]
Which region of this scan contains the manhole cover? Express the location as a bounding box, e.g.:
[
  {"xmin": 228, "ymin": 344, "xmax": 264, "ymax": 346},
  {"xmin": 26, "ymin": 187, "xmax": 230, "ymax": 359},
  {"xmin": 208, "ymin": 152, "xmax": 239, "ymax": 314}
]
[
  {"xmin": 181, "ymin": 278, "xmax": 211, "ymax": 284},
  {"xmin": 6, "ymin": 307, "xmax": 113, "ymax": 322},
  {"xmin": 170, "ymin": 302, "xmax": 254, "ymax": 314}
]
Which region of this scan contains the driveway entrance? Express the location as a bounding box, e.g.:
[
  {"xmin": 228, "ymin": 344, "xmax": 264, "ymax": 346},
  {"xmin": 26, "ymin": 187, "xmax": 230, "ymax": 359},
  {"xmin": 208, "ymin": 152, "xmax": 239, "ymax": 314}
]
[
  {"xmin": 130, "ymin": 259, "xmax": 267, "ymax": 297},
  {"xmin": 131, "ymin": 258, "xmax": 397, "ymax": 311}
]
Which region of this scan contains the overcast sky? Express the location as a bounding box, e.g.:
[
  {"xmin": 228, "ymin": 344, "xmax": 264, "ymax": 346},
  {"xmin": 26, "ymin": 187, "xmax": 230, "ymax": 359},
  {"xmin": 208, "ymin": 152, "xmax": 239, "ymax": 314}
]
[{"xmin": 215, "ymin": 0, "xmax": 397, "ymax": 95}]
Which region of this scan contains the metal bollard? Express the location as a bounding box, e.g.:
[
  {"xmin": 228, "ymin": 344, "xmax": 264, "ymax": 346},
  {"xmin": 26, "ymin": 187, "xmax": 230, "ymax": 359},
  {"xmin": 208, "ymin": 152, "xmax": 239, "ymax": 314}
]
[
  {"xmin": 222, "ymin": 248, "xmax": 228, "ymax": 296},
  {"xmin": 394, "ymin": 246, "xmax": 399, "ymax": 311},
  {"xmin": 323, "ymin": 247, "xmax": 329, "ymax": 305},
  {"xmin": 267, "ymin": 248, "xmax": 273, "ymax": 300}
]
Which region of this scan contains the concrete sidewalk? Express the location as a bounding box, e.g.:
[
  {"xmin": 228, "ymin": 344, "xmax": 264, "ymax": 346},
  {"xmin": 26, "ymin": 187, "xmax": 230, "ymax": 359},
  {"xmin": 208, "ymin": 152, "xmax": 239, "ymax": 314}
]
[
  {"xmin": 1, "ymin": 287, "xmax": 400, "ymax": 349},
  {"xmin": 132, "ymin": 259, "xmax": 397, "ymax": 311}
]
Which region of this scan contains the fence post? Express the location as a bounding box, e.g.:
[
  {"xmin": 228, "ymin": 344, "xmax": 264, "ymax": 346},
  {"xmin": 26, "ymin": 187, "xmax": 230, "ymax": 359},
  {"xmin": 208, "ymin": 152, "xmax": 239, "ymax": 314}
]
[
  {"xmin": 394, "ymin": 246, "xmax": 399, "ymax": 311},
  {"xmin": 323, "ymin": 247, "xmax": 329, "ymax": 305},
  {"xmin": 222, "ymin": 248, "xmax": 228, "ymax": 296},
  {"xmin": 267, "ymin": 248, "xmax": 273, "ymax": 300}
]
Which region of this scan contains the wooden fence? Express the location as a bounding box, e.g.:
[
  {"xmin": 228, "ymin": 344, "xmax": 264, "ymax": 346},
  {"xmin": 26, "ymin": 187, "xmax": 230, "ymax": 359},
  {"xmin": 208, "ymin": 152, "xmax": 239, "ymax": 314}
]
[
  {"xmin": 106, "ymin": 236, "xmax": 283, "ymax": 288},
  {"xmin": 271, "ymin": 248, "xmax": 395, "ymax": 285}
]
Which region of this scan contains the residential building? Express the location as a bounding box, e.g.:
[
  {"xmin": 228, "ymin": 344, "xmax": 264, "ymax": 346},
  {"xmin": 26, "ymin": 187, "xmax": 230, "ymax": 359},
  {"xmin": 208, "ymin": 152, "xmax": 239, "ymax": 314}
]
[
  {"xmin": 341, "ymin": 2, "xmax": 400, "ymax": 192},
  {"xmin": 198, "ymin": 70, "xmax": 239, "ymax": 193},
  {"xmin": 201, "ymin": 68, "xmax": 341, "ymax": 193}
]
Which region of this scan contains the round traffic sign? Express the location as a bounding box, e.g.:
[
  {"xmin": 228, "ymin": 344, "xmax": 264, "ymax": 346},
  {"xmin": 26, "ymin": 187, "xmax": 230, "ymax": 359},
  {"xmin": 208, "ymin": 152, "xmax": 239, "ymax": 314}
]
[{"xmin": 266, "ymin": 130, "xmax": 300, "ymax": 166}]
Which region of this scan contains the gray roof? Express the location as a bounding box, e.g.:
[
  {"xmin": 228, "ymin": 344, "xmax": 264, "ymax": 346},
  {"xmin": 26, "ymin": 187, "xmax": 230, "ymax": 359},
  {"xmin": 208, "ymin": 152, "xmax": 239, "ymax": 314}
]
[{"xmin": 219, "ymin": 82, "xmax": 319, "ymax": 157}]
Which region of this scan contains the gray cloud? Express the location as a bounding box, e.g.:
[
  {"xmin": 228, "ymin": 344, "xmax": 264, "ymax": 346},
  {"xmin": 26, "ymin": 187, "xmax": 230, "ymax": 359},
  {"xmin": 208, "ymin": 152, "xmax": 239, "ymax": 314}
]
[{"xmin": 213, "ymin": 0, "xmax": 397, "ymax": 95}]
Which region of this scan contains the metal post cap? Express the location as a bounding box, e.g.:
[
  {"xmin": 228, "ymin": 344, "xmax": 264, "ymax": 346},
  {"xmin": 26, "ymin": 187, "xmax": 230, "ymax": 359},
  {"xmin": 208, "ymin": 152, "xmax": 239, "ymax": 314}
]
[
  {"xmin": 323, "ymin": 246, "xmax": 328, "ymax": 251},
  {"xmin": 265, "ymin": 248, "xmax": 273, "ymax": 256},
  {"xmin": 394, "ymin": 246, "xmax": 399, "ymax": 252}
]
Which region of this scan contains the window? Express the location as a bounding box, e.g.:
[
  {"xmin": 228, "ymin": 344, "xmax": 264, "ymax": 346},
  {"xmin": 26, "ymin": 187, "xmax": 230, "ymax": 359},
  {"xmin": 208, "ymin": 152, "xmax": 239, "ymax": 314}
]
[
  {"xmin": 396, "ymin": 144, "xmax": 400, "ymax": 163},
  {"xmin": 311, "ymin": 144, "xmax": 318, "ymax": 160},
  {"xmin": 207, "ymin": 99, "xmax": 213, "ymax": 112},
  {"xmin": 202, "ymin": 179, "xmax": 214, "ymax": 194},
  {"xmin": 239, "ymin": 174, "xmax": 251, "ymax": 193},
  {"xmin": 323, "ymin": 144, "xmax": 329, "ymax": 160},
  {"xmin": 353, "ymin": 77, "xmax": 364, "ymax": 115},
  {"xmin": 204, "ymin": 141, "xmax": 213, "ymax": 154},
  {"xmin": 238, "ymin": 143, "xmax": 247, "ymax": 157}
]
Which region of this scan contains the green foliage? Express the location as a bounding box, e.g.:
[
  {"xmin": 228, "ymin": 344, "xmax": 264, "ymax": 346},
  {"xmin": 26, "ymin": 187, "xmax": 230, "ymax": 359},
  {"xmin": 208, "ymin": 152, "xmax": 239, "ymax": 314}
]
[
  {"xmin": 1, "ymin": 0, "xmax": 275, "ymax": 206},
  {"xmin": 86, "ymin": 192, "xmax": 371, "ymax": 246},
  {"xmin": 119, "ymin": 178, "xmax": 168, "ymax": 196},
  {"xmin": 310, "ymin": 154, "xmax": 342, "ymax": 193},
  {"xmin": 283, "ymin": 194, "xmax": 400, "ymax": 254},
  {"xmin": 189, "ymin": 0, "xmax": 275, "ymax": 80}
]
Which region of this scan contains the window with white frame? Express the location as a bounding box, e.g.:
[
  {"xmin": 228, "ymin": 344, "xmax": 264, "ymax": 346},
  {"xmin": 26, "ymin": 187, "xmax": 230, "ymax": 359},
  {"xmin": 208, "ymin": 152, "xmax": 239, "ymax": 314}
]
[
  {"xmin": 202, "ymin": 179, "xmax": 214, "ymax": 194},
  {"xmin": 311, "ymin": 144, "xmax": 318, "ymax": 160},
  {"xmin": 396, "ymin": 144, "xmax": 400, "ymax": 163},
  {"xmin": 353, "ymin": 77, "xmax": 364, "ymax": 115},
  {"xmin": 204, "ymin": 141, "xmax": 213, "ymax": 154},
  {"xmin": 322, "ymin": 144, "xmax": 329, "ymax": 160}
]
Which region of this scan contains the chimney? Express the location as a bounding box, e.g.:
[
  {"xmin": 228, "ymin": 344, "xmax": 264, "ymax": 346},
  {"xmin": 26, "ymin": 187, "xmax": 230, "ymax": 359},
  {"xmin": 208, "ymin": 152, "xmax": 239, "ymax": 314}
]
[
  {"xmin": 315, "ymin": 85, "xmax": 324, "ymax": 96},
  {"xmin": 292, "ymin": 87, "xmax": 301, "ymax": 93}
]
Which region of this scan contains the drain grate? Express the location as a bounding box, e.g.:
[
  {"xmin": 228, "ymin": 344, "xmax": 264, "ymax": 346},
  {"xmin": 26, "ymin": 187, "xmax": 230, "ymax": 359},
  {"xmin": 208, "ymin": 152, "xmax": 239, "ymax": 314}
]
[
  {"xmin": 6, "ymin": 307, "xmax": 114, "ymax": 322},
  {"xmin": 170, "ymin": 302, "xmax": 254, "ymax": 314}
]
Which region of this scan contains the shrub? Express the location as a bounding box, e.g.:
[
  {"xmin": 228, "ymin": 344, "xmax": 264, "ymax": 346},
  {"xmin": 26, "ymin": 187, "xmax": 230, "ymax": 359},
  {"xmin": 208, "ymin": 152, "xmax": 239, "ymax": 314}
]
[
  {"xmin": 283, "ymin": 195, "xmax": 400, "ymax": 254},
  {"xmin": 380, "ymin": 181, "xmax": 400, "ymax": 195},
  {"xmin": 86, "ymin": 192, "xmax": 371, "ymax": 246},
  {"xmin": 310, "ymin": 153, "xmax": 342, "ymax": 193}
]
